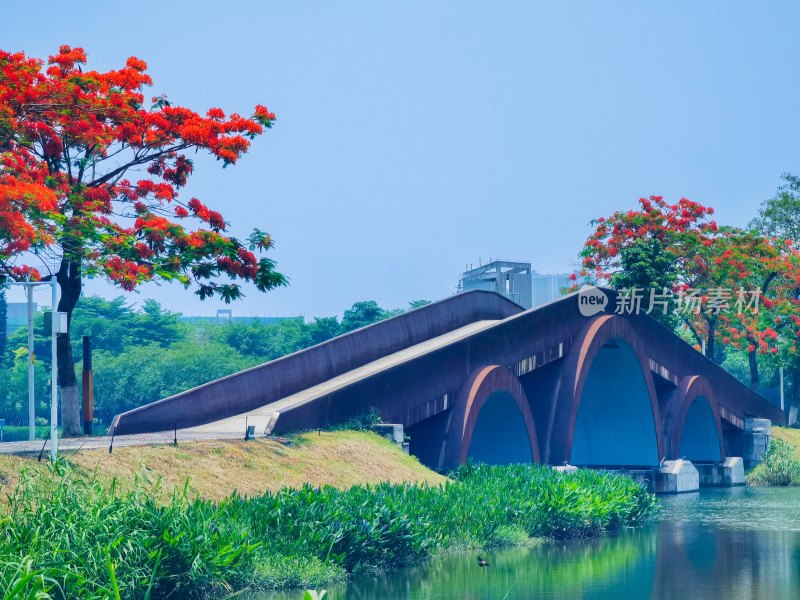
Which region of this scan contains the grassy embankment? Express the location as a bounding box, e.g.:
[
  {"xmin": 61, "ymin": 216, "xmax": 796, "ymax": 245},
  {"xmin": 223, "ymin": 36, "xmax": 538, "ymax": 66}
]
[
  {"xmin": 0, "ymin": 430, "xmax": 445, "ymax": 500},
  {"xmin": 0, "ymin": 430, "xmax": 658, "ymax": 599},
  {"xmin": 747, "ymin": 426, "xmax": 800, "ymax": 485}
]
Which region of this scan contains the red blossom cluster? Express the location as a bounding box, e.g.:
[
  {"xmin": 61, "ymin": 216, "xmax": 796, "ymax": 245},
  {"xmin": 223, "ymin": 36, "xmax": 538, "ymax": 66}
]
[
  {"xmin": 0, "ymin": 45, "xmax": 284, "ymax": 303},
  {"xmin": 577, "ymin": 196, "xmax": 800, "ymax": 363}
]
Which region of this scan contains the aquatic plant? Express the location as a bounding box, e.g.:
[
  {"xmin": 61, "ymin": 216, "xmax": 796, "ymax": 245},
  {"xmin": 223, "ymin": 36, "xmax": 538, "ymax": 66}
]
[{"xmin": 0, "ymin": 459, "xmax": 656, "ymax": 598}]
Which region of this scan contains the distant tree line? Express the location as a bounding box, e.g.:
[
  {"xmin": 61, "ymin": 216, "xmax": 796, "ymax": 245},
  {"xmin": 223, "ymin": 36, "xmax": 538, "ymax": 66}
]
[{"xmin": 0, "ymin": 297, "xmax": 430, "ymax": 429}]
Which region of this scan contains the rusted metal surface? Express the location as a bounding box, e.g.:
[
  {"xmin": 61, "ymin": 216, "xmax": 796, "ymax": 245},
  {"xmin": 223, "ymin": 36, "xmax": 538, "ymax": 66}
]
[
  {"xmin": 110, "ymin": 288, "xmax": 784, "ymax": 467},
  {"xmin": 442, "ymin": 365, "xmax": 540, "ymax": 470}
]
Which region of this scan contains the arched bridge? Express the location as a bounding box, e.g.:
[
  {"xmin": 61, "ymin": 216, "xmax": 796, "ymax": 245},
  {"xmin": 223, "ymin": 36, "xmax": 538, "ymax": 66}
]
[{"xmin": 111, "ymin": 289, "xmax": 783, "ymax": 483}]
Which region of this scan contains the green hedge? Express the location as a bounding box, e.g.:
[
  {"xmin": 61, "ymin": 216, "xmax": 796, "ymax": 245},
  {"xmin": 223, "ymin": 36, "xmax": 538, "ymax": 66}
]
[{"xmin": 0, "ymin": 426, "xmax": 53, "ymax": 442}]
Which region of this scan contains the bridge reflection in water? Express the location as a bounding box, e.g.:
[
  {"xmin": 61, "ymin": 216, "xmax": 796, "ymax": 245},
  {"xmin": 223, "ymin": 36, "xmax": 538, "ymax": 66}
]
[{"xmin": 256, "ymin": 488, "xmax": 800, "ymax": 600}]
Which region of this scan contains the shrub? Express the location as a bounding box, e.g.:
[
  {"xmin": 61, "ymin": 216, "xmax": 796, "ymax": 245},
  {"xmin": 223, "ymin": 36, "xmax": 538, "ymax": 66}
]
[{"xmin": 747, "ymin": 438, "xmax": 800, "ymax": 486}]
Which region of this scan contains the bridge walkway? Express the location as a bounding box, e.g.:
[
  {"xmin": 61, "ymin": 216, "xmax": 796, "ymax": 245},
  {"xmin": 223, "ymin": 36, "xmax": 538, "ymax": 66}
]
[{"xmin": 185, "ymin": 319, "xmax": 500, "ymax": 436}]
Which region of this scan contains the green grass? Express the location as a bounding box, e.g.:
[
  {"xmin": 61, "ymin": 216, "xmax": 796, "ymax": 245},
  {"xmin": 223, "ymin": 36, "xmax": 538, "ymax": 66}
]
[{"xmin": 0, "ymin": 460, "xmax": 657, "ymax": 598}]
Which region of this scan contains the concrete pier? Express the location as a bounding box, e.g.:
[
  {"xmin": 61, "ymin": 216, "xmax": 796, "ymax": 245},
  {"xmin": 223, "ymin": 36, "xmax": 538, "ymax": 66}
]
[
  {"xmin": 554, "ymin": 459, "xmax": 747, "ymax": 493},
  {"xmin": 370, "ymin": 423, "xmax": 409, "ymax": 453},
  {"xmin": 743, "ymin": 419, "xmax": 771, "ymax": 468},
  {"xmin": 695, "ymin": 457, "xmax": 745, "ymax": 487},
  {"xmin": 655, "ymin": 459, "xmax": 700, "ymax": 493}
]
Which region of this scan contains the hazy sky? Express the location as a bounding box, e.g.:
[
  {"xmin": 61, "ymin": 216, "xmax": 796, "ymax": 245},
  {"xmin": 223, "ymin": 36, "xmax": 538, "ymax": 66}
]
[{"xmin": 3, "ymin": 2, "xmax": 800, "ymax": 318}]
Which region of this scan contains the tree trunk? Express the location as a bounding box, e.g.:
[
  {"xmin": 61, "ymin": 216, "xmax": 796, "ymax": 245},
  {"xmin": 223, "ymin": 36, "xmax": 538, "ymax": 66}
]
[
  {"xmin": 56, "ymin": 259, "xmax": 82, "ymax": 436},
  {"xmin": 706, "ymin": 318, "xmax": 717, "ymax": 362},
  {"xmin": 747, "ymin": 343, "xmax": 760, "ymax": 390}
]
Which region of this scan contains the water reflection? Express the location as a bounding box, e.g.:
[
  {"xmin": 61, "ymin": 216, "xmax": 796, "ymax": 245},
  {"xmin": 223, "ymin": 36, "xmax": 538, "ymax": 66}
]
[{"xmin": 256, "ymin": 487, "xmax": 800, "ymax": 600}]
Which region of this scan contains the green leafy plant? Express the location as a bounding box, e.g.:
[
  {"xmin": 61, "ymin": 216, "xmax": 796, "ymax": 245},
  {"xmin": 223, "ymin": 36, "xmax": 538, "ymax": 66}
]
[
  {"xmin": 0, "ymin": 460, "xmax": 656, "ymax": 597},
  {"xmin": 747, "ymin": 438, "xmax": 800, "ymax": 486}
]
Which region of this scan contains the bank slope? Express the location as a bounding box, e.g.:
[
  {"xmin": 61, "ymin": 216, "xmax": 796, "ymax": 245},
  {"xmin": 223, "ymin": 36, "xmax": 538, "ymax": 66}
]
[{"xmin": 0, "ymin": 430, "xmax": 446, "ymax": 500}]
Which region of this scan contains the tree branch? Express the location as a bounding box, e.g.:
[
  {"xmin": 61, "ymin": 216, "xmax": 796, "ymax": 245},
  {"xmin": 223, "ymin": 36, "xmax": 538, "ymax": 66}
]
[{"xmin": 88, "ymin": 143, "xmax": 191, "ymax": 187}]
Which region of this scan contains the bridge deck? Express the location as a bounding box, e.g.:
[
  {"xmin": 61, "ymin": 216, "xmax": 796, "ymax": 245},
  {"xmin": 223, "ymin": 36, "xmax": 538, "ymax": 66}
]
[{"xmin": 186, "ymin": 319, "xmax": 501, "ymax": 435}]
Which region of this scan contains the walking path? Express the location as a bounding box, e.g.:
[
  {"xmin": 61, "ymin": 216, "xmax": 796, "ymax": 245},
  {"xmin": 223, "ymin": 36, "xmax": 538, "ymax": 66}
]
[{"xmin": 0, "ymin": 427, "xmax": 250, "ymax": 456}]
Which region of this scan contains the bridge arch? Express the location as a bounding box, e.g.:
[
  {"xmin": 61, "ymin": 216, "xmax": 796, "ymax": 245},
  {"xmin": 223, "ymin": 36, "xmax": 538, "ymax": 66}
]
[
  {"xmin": 663, "ymin": 375, "xmax": 725, "ymax": 462},
  {"xmin": 442, "ymin": 365, "xmax": 540, "ymax": 469},
  {"xmin": 547, "ymin": 315, "xmax": 665, "ymax": 467}
]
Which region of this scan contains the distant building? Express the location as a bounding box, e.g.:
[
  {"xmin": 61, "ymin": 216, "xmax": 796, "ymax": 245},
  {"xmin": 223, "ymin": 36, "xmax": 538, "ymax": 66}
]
[
  {"xmin": 458, "ymin": 261, "xmax": 533, "ymax": 308},
  {"xmin": 531, "ymin": 272, "xmax": 572, "ymax": 307},
  {"xmin": 457, "ymin": 261, "xmax": 572, "ymax": 309}
]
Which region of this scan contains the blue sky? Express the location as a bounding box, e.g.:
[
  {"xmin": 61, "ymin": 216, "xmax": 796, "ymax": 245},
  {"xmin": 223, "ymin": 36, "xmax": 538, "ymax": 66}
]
[{"xmin": 3, "ymin": 2, "xmax": 800, "ymax": 317}]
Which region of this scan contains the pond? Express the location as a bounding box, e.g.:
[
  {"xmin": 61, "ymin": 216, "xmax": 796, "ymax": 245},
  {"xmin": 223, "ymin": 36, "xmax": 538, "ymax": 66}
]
[{"xmin": 256, "ymin": 486, "xmax": 800, "ymax": 599}]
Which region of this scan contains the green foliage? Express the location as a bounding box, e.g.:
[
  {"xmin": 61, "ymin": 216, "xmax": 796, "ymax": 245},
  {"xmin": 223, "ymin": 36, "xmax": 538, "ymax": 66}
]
[
  {"xmin": 307, "ymin": 317, "xmax": 341, "ymax": 346},
  {"xmin": 329, "ymin": 408, "xmax": 383, "ymax": 431},
  {"xmin": 408, "ymin": 300, "xmax": 432, "ymax": 310},
  {"xmin": 721, "ymin": 351, "xmax": 782, "ymax": 402},
  {"xmin": 213, "ymin": 317, "xmax": 311, "ymax": 359},
  {"xmin": 341, "ymin": 301, "xmax": 390, "ymax": 333},
  {"xmin": 610, "ymin": 238, "xmax": 678, "ymax": 329},
  {"xmin": 750, "ymin": 173, "xmax": 800, "ymax": 241},
  {"xmin": 4, "ymin": 296, "xmax": 182, "ymax": 367},
  {"xmin": 0, "ymin": 426, "xmax": 52, "ymax": 442},
  {"xmin": 747, "ymin": 438, "xmax": 800, "ymax": 486},
  {"xmin": 0, "ymin": 461, "xmax": 656, "ymax": 598},
  {"xmin": 0, "ymin": 353, "xmax": 51, "ymax": 425},
  {"xmin": 447, "ymin": 464, "xmax": 658, "ymax": 542},
  {"xmin": 0, "ymin": 555, "xmax": 51, "ymax": 599},
  {"xmin": 92, "ymin": 343, "xmax": 259, "ymax": 419},
  {"xmin": 69, "ymin": 297, "xmax": 183, "ymax": 353},
  {"xmin": 1, "ymin": 296, "xmax": 187, "ymax": 426}
]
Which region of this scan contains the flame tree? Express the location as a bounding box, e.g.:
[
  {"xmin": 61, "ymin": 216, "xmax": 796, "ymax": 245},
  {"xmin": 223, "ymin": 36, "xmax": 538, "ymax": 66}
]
[
  {"xmin": 574, "ymin": 196, "xmax": 800, "ymax": 389},
  {"xmin": 0, "ymin": 46, "xmax": 286, "ymax": 435}
]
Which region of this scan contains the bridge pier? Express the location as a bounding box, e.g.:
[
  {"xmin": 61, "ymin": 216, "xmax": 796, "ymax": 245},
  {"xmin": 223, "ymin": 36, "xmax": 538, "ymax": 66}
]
[
  {"xmin": 743, "ymin": 419, "xmax": 771, "ymax": 468},
  {"xmin": 655, "ymin": 460, "xmax": 699, "ymax": 493},
  {"xmin": 552, "ymin": 458, "xmax": 746, "ymax": 493},
  {"xmin": 694, "ymin": 457, "xmax": 745, "ymax": 487},
  {"xmin": 724, "ymin": 418, "xmax": 771, "ymax": 469},
  {"xmin": 557, "ymin": 464, "xmax": 700, "ymax": 494}
]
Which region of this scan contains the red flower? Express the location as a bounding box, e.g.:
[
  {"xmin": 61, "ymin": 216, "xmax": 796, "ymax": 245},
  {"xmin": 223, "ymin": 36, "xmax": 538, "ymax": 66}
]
[{"xmin": 125, "ymin": 56, "xmax": 147, "ymax": 72}]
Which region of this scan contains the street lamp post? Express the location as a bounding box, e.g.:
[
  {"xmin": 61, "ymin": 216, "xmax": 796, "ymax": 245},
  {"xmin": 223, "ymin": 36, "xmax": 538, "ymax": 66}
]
[
  {"xmin": 2, "ymin": 277, "xmax": 63, "ymax": 459},
  {"xmin": 50, "ymin": 277, "xmax": 58, "ymax": 461},
  {"xmin": 26, "ymin": 282, "xmax": 34, "ymax": 441}
]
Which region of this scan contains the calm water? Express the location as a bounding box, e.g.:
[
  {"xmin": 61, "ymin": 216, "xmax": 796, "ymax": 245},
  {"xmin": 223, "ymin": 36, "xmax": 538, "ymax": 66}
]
[{"xmin": 256, "ymin": 487, "xmax": 800, "ymax": 600}]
